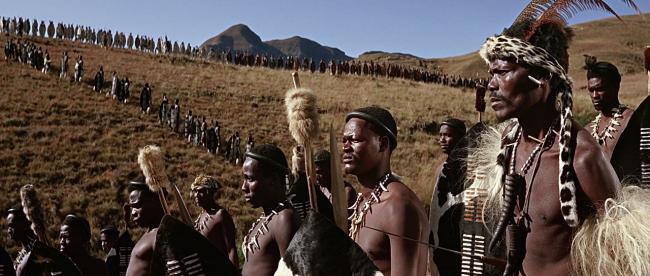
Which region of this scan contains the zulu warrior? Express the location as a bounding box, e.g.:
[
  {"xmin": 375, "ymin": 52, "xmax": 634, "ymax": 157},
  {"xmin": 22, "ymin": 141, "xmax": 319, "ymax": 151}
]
[
  {"xmin": 58, "ymin": 214, "xmax": 108, "ymax": 276},
  {"xmin": 125, "ymin": 181, "xmax": 165, "ymax": 276},
  {"xmin": 583, "ymin": 58, "xmax": 634, "ymax": 159},
  {"xmin": 474, "ymin": 2, "xmax": 649, "ymax": 276},
  {"xmin": 191, "ymin": 174, "xmax": 239, "ymax": 267},
  {"xmin": 313, "ymin": 149, "xmax": 357, "ymax": 207},
  {"xmin": 429, "ymin": 118, "xmax": 467, "ymax": 276},
  {"xmin": 140, "ymin": 83, "xmax": 152, "ymax": 114},
  {"xmin": 343, "ymin": 106, "xmax": 429, "ymax": 276},
  {"xmin": 240, "ymin": 144, "xmax": 299, "ymax": 276},
  {"xmin": 6, "ymin": 207, "xmax": 42, "ymax": 275}
]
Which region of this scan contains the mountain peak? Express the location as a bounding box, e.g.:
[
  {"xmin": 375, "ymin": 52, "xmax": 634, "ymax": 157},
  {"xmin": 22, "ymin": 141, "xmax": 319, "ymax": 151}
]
[{"xmin": 201, "ymin": 25, "xmax": 351, "ymax": 61}]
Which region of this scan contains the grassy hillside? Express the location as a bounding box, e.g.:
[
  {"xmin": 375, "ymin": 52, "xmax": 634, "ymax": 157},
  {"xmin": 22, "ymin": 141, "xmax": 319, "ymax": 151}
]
[
  {"xmin": 0, "ymin": 34, "xmax": 476, "ymax": 255},
  {"xmin": 1, "ymin": 13, "xmax": 648, "ymax": 258}
]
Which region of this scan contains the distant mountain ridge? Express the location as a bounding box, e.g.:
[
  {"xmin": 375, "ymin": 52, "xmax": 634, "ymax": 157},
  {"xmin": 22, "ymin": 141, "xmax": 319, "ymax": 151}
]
[
  {"xmin": 201, "ymin": 24, "xmax": 351, "ymax": 61},
  {"xmin": 358, "ymin": 13, "xmax": 650, "ymax": 78}
]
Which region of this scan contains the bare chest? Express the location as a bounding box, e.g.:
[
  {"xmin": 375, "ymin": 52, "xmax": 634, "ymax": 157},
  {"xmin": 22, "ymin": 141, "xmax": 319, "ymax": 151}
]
[{"xmin": 353, "ymin": 202, "xmax": 390, "ymax": 262}]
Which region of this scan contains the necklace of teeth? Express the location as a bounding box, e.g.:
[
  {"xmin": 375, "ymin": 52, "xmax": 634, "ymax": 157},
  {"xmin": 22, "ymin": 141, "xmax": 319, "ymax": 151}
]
[
  {"xmin": 348, "ymin": 172, "xmax": 392, "ymax": 241},
  {"xmin": 194, "ymin": 208, "xmax": 218, "ymax": 233},
  {"xmin": 590, "ymin": 105, "xmax": 625, "ymax": 146},
  {"xmin": 242, "ymin": 202, "xmax": 287, "ymax": 260}
]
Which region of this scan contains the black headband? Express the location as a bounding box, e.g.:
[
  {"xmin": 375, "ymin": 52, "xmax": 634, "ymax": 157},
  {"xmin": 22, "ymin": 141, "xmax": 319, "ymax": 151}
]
[
  {"xmin": 345, "ymin": 111, "xmax": 397, "ymax": 148},
  {"xmin": 245, "ymin": 152, "xmax": 289, "ymax": 172}
]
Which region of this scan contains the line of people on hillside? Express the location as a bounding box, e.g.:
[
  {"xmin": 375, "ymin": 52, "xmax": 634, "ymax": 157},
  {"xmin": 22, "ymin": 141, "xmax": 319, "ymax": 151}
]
[
  {"xmin": 2, "ymin": 16, "xmax": 485, "ymax": 90},
  {"xmin": 158, "ymin": 94, "xmax": 255, "ymax": 164},
  {"xmin": 4, "ymin": 38, "xmax": 257, "ymax": 171}
]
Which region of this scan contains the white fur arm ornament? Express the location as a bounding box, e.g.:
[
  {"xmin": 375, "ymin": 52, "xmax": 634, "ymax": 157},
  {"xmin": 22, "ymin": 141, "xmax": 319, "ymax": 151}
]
[
  {"xmin": 274, "ymin": 258, "xmax": 384, "ymax": 276},
  {"xmin": 570, "ymin": 185, "xmax": 650, "ymax": 276}
]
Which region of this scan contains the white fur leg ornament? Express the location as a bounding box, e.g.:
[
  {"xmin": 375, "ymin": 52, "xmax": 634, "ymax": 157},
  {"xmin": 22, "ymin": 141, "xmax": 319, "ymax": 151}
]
[{"xmin": 571, "ymin": 186, "xmax": 650, "ymax": 276}]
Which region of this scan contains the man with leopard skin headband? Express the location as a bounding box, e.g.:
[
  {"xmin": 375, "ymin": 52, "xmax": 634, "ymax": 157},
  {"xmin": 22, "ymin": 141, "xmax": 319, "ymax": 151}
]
[{"xmin": 471, "ymin": 1, "xmax": 649, "ymax": 275}]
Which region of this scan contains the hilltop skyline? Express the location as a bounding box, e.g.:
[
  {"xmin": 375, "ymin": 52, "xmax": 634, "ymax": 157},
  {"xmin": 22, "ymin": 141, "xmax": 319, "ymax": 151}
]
[{"xmin": 3, "ymin": 0, "xmax": 648, "ymax": 58}]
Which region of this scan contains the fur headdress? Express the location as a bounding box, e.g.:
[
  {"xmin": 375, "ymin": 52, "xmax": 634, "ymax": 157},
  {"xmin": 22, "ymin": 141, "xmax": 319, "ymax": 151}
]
[
  {"xmin": 479, "ymin": 0, "xmax": 640, "ymax": 227},
  {"xmin": 20, "ymin": 184, "xmax": 50, "ymax": 246}
]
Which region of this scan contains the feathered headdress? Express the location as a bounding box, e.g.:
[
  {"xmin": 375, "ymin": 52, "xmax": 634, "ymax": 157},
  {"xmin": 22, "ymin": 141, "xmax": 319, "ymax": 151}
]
[{"xmin": 480, "ymin": 0, "xmax": 641, "ymax": 228}]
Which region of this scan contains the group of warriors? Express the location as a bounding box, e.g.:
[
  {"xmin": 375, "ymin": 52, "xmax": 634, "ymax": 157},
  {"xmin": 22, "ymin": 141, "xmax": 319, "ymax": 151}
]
[
  {"xmin": 4, "ymin": 38, "xmax": 86, "ymax": 83},
  {"xmin": 1, "ymin": 16, "xmax": 484, "ymax": 90},
  {"xmin": 3, "ymin": 40, "xmax": 257, "ymax": 170},
  {"xmin": 158, "ymin": 94, "xmax": 256, "ymax": 163},
  {"xmin": 0, "ymin": 16, "xmax": 194, "ymax": 55},
  {"xmin": 3, "ymin": 1, "xmax": 650, "ymax": 275},
  {"xmin": 208, "ymin": 49, "xmax": 484, "ymax": 89}
]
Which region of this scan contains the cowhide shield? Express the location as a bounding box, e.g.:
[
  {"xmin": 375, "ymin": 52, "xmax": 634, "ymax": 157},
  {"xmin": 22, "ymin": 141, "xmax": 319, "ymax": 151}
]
[
  {"xmin": 28, "ymin": 241, "xmax": 81, "ymax": 276},
  {"xmin": 460, "ymin": 122, "xmax": 502, "ymax": 276},
  {"xmin": 114, "ymin": 231, "xmax": 135, "ymax": 276},
  {"xmin": 282, "ymin": 210, "xmax": 379, "ymax": 276},
  {"xmin": 611, "ymin": 95, "xmax": 650, "ymax": 187},
  {"xmin": 152, "ymin": 215, "xmax": 239, "ymax": 276},
  {"xmin": 0, "ymin": 247, "xmax": 15, "ymax": 276}
]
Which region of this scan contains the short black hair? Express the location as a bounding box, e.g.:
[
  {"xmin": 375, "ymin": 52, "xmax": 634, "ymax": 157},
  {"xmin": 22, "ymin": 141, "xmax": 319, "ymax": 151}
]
[
  {"xmin": 127, "ymin": 179, "xmax": 158, "ymax": 199},
  {"xmin": 440, "ymin": 118, "xmax": 466, "ymax": 137},
  {"xmin": 345, "ymin": 106, "xmax": 398, "ymax": 150},
  {"xmin": 7, "ymin": 207, "xmax": 29, "ymax": 224},
  {"xmin": 100, "ymin": 226, "xmax": 119, "ymax": 238},
  {"xmin": 246, "ymin": 144, "xmax": 289, "ymax": 179},
  {"xmin": 586, "ymin": 61, "xmax": 621, "ymax": 88},
  {"xmin": 314, "ymin": 150, "xmax": 331, "ymax": 164},
  {"xmin": 62, "ymin": 214, "xmax": 91, "ymax": 242}
]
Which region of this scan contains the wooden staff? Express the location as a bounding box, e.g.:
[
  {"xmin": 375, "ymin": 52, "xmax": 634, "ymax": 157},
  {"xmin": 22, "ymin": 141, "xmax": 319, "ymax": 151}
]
[
  {"xmin": 643, "ymin": 45, "xmax": 650, "ymax": 95},
  {"xmin": 329, "ymin": 123, "xmax": 349, "ymax": 233}
]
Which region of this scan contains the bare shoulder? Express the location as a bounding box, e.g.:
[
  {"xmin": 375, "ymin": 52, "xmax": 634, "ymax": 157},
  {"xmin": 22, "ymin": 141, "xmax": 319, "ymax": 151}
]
[
  {"xmin": 572, "ymin": 125, "xmax": 619, "ymax": 206},
  {"xmin": 573, "ymin": 127, "xmax": 608, "ymax": 170},
  {"xmin": 210, "ymin": 209, "xmax": 228, "ymax": 224},
  {"xmin": 384, "ymin": 181, "xmax": 424, "ymax": 212},
  {"xmin": 272, "ymin": 208, "xmax": 297, "ymax": 227}
]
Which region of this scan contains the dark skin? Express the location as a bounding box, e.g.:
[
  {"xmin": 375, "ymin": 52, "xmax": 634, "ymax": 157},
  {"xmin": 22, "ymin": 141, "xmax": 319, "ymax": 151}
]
[
  {"xmin": 438, "ymin": 125, "xmax": 462, "ymax": 155},
  {"xmin": 241, "ymin": 158, "xmax": 298, "ymax": 276},
  {"xmin": 6, "ymin": 213, "xmax": 42, "ymax": 276},
  {"xmin": 429, "ymin": 124, "xmax": 464, "ymax": 274},
  {"xmin": 193, "ymin": 187, "xmax": 239, "ymax": 268},
  {"xmin": 488, "ymin": 59, "xmax": 619, "ymax": 276},
  {"xmin": 584, "ymin": 76, "xmax": 634, "ymax": 159},
  {"xmin": 342, "ymin": 118, "xmax": 429, "ymax": 276},
  {"xmin": 59, "ymin": 224, "xmax": 108, "ymax": 276},
  {"xmin": 99, "ymin": 232, "xmax": 117, "ymax": 254},
  {"xmin": 125, "ymin": 190, "xmax": 164, "ymax": 276},
  {"xmin": 314, "ymin": 161, "xmax": 357, "ymax": 208}
]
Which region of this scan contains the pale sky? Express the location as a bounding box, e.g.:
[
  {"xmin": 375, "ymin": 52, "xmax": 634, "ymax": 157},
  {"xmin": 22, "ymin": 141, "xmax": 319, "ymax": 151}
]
[{"xmin": 3, "ymin": 0, "xmax": 648, "ymax": 58}]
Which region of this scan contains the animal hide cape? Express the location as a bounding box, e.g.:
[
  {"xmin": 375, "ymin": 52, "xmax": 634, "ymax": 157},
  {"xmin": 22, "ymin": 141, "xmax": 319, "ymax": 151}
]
[
  {"xmin": 280, "ymin": 211, "xmax": 381, "ymax": 276},
  {"xmin": 152, "ymin": 215, "xmax": 239, "ymax": 276}
]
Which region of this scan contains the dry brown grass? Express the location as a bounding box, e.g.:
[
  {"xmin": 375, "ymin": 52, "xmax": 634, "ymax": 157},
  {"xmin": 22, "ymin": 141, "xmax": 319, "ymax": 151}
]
[{"xmin": 0, "ymin": 13, "xmax": 648, "ymax": 260}]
